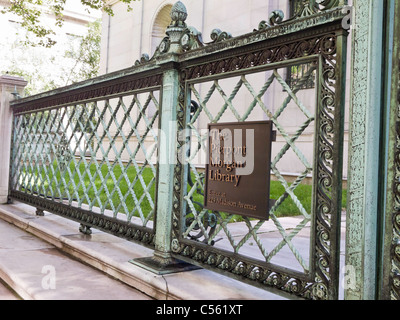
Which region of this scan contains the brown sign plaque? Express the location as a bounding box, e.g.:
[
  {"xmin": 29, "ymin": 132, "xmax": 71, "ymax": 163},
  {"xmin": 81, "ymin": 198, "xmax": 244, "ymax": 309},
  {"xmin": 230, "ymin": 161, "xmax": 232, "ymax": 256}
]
[{"xmin": 204, "ymin": 121, "xmax": 275, "ymax": 220}]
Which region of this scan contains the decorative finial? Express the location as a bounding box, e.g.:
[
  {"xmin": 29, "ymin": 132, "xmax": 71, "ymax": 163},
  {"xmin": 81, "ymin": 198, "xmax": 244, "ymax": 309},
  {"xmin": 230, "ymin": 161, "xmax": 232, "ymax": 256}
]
[
  {"xmin": 170, "ymin": 1, "xmax": 188, "ymax": 26},
  {"xmin": 149, "ymin": 1, "xmax": 189, "ymax": 56}
]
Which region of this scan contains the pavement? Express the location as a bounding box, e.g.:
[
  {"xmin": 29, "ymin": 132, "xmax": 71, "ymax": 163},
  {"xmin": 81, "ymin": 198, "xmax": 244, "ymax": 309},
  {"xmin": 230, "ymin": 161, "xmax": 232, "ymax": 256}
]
[
  {"xmin": 0, "ymin": 201, "xmax": 295, "ymax": 300},
  {"xmin": 0, "ymin": 213, "xmax": 152, "ymax": 300},
  {"xmin": 0, "ymin": 279, "xmax": 19, "ymax": 300}
]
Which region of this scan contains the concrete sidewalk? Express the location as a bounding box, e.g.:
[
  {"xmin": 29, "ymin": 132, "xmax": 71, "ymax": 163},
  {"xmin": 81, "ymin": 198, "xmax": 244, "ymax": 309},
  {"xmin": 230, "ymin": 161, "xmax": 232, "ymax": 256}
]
[
  {"xmin": 0, "ymin": 201, "xmax": 288, "ymax": 300},
  {"xmin": 0, "ymin": 279, "xmax": 19, "ymax": 300},
  {"xmin": 0, "ymin": 215, "xmax": 153, "ymax": 300}
]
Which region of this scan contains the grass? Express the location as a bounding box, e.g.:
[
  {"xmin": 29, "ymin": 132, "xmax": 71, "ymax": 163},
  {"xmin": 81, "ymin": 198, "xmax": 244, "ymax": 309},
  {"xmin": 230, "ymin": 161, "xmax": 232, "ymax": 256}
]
[
  {"xmin": 21, "ymin": 161, "xmax": 156, "ymax": 218},
  {"xmin": 189, "ymin": 179, "xmax": 347, "ymax": 221},
  {"xmin": 269, "ymin": 181, "xmax": 347, "ymax": 218},
  {"xmin": 21, "ymin": 162, "xmax": 347, "ymax": 220}
]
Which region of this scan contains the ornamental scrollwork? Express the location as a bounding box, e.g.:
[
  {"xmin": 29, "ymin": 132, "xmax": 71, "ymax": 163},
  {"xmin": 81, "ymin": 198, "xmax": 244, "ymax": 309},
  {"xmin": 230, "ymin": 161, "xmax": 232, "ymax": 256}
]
[
  {"xmin": 182, "ymin": 33, "xmax": 337, "ymax": 81},
  {"xmin": 137, "ymin": 0, "xmax": 344, "ymax": 62},
  {"xmin": 134, "ymin": 53, "xmax": 150, "ymax": 66},
  {"xmin": 209, "ymin": 28, "xmax": 232, "ymax": 44},
  {"xmin": 12, "ymin": 73, "xmax": 163, "ymax": 115},
  {"xmin": 257, "ymin": 0, "xmax": 343, "ymax": 31},
  {"xmin": 9, "ymin": 190, "xmax": 155, "ymax": 247},
  {"xmin": 180, "ymin": 26, "xmax": 204, "ymax": 51},
  {"xmin": 171, "ymin": 30, "xmax": 343, "ymax": 300},
  {"xmin": 257, "ymin": 10, "xmax": 285, "ymax": 31},
  {"xmin": 178, "ymin": 27, "xmax": 232, "ymax": 52},
  {"xmin": 169, "ymin": 241, "xmax": 316, "ymax": 297},
  {"xmin": 292, "ymin": 0, "xmax": 342, "ymax": 18}
]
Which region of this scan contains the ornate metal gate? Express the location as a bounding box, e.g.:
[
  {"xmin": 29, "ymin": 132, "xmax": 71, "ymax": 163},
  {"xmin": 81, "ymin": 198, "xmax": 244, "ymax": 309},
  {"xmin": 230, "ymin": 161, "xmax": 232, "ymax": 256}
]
[
  {"xmin": 166, "ymin": 1, "xmax": 348, "ymax": 300},
  {"xmin": 9, "ymin": 69, "xmax": 163, "ymax": 247},
  {"xmin": 8, "ymin": 0, "xmax": 349, "ymax": 300}
]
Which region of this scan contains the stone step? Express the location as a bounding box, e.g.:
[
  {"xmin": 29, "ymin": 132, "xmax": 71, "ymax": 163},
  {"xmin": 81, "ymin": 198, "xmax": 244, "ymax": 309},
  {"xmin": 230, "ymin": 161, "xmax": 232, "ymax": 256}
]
[
  {"xmin": 0, "ymin": 202, "xmax": 287, "ymax": 300},
  {"xmin": 0, "ymin": 217, "xmax": 152, "ymax": 300},
  {"xmin": 0, "ymin": 279, "xmax": 20, "ymax": 300}
]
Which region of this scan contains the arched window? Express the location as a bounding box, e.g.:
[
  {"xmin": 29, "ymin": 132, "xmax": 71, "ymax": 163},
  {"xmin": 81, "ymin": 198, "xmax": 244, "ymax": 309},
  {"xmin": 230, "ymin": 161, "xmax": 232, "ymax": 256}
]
[
  {"xmin": 151, "ymin": 4, "xmax": 172, "ymax": 55},
  {"xmin": 146, "ymin": 5, "xmax": 173, "ymax": 119}
]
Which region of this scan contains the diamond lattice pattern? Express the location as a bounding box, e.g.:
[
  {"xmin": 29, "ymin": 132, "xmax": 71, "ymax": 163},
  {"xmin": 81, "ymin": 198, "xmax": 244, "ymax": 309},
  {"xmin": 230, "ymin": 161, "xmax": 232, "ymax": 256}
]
[
  {"xmin": 11, "ymin": 91, "xmax": 160, "ymax": 228},
  {"xmin": 183, "ymin": 64, "xmax": 317, "ymax": 273}
]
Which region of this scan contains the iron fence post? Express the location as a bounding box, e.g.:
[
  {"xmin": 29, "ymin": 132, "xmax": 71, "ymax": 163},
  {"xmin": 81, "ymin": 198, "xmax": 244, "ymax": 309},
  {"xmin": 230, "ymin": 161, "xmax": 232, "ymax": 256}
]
[
  {"xmin": 346, "ymin": 0, "xmax": 385, "ymax": 300},
  {"xmin": 131, "ymin": 1, "xmax": 199, "ymax": 273},
  {"xmin": 152, "ymin": 66, "xmax": 180, "ymax": 267}
]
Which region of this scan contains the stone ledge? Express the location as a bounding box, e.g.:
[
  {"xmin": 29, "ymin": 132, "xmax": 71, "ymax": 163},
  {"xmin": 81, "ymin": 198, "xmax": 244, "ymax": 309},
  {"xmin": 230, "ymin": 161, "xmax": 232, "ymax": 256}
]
[
  {"xmin": 0, "ymin": 74, "xmax": 28, "ymax": 88},
  {"xmin": 0, "ymin": 202, "xmax": 288, "ymax": 300}
]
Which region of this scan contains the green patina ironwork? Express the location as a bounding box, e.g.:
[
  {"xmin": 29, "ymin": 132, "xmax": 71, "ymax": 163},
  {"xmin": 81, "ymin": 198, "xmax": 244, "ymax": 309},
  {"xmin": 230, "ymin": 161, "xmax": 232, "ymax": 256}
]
[
  {"xmin": 165, "ymin": 1, "xmax": 348, "ymax": 300},
  {"xmin": 8, "ymin": 0, "xmax": 351, "ymax": 300},
  {"xmin": 182, "ymin": 65, "xmax": 316, "ymax": 271},
  {"xmin": 10, "ymin": 70, "xmax": 163, "ymax": 246}
]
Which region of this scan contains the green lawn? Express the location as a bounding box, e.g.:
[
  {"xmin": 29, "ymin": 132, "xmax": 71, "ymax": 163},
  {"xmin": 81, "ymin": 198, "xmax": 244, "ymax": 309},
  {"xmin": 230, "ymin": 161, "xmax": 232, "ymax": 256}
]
[
  {"xmin": 269, "ymin": 181, "xmax": 347, "ymax": 218},
  {"xmin": 23, "ymin": 162, "xmax": 156, "ymax": 218},
  {"xmin": 23, "ymin": 162, "xmax": 347, "ymax": 220},
  {"xmin": 189, "ymin": 178, "xmax": 347, "ymax": 221}
]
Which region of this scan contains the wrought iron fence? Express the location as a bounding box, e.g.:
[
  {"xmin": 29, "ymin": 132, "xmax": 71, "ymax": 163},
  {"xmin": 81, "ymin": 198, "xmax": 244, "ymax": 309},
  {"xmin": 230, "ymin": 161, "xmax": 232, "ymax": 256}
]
[
  {"xmin": 7, "ymin": 0, "xmax": 349, "ymax": 300},
  {"xmin": 169, "ymin": 2, "xmax": 348, "ymax": 300},
  {"xmin": 10, "ymin": 69, "xmax": 163, "ymax": 246},
  {"xmin": 182, "ymin": 63, "xmax": 316, "ymax": 261}
]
